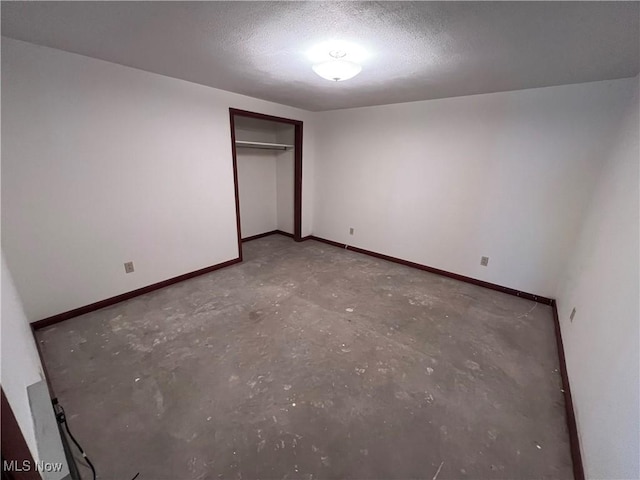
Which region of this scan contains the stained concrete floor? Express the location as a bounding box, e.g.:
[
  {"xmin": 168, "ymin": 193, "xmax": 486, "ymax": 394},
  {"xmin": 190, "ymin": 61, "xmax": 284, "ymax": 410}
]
[{"xmin": 37, "ymin": 235, "xmax": 573, "ymax": 480}]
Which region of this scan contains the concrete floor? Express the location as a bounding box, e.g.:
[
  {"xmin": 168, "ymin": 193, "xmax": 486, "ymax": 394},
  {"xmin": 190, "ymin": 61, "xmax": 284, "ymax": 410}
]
[{"xmin": 37, "ymin": 235, "xmax": 573, "ymax": 479}]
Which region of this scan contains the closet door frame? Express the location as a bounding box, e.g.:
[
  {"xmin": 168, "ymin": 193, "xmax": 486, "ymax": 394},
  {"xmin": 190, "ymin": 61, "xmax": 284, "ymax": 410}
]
[{"xmin": 229, "ymin": 108, "xmax": 304, "ymax": 259}]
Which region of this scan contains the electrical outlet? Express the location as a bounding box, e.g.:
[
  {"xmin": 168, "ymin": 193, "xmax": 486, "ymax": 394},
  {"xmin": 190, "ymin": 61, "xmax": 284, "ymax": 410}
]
[
  {"xmin": 480, "ymin": 256, "xmax": 489, "ymax": 266},
  {"xmin": 124, "ymin": 261, "xmax": 135, "ymax": 274},
  {"xmin": 570, "ymin": 307, "xmax": 576, "ymax": 322},
  {"xmin": 349, "ymin": 227, "xmax": 354, "ymax": 235}
]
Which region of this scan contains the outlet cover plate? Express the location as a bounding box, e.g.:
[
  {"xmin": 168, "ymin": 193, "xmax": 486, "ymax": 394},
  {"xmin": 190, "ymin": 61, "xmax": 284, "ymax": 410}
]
[
  {"xmin": 124, "ymin": 261, "xmax": 134, "ymax": 274},
  {"xmin": 480, "ymin": 256, "xmax": 489, "ymax": 266}
]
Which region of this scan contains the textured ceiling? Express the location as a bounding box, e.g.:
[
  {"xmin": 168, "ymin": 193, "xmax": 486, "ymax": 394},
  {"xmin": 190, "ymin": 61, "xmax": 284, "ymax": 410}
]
[{"xmin": 2, "ymin": 1, "xmax": 639, "ymax": 111}]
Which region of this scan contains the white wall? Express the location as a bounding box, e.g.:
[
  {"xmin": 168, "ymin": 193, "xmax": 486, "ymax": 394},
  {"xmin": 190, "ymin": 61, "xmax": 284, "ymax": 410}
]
[
  {"xmin": 313, "ymin": 78, "xmax": 636, "ymax": 297},
  {"xmin": 235, "ymin": 117, "xmax": 280, "ymax": 143},
  {"xmin": 237, "ymin": 151, "xmax": 278, "ymax": 238},
  {"xmin": 276, "ymin": 124, "xmax": 296, "ymax": 234},
  {"xmin": 276, "ymin": 151, "xmax": 295, "ymax": 234},
  {"xmin": 276, "ymin": 123, "xmax": 295, "ymax": 146},
  {"xmin": 1, "ymin": 38, "xmax": 315, "ymax": 321},
  {"xmin": 236, "ymin": 149, "xmax": 295, "ymax": 238},
  {"xmin": 556, "ymin": 77, "xmax": 639, "ymax": 479},
  {"xmin": 1, "ymin": 253, "xmax": 46, "ymax": 461}
]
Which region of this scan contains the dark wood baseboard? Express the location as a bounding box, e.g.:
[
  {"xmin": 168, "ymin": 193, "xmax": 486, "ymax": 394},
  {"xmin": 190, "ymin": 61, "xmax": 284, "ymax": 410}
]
[
  {"xmin": 308, "ymin": 234, "xmax": 583, "ymax": 478},
  {"xmin": 242, "ymin": 230, "xmax": 280, "ymax": 242},
  {"xmin": 27, "ymin": 232, "xmax": 583, "ymax": 479},
  {"xmin": 551, "ymin": 300, "xmax": 585, "ymax": 480},
  {"xmin": 242, "ymin": 230, "xmax": 294, "ymax": 242},
  {"xmin": 307, "ymin": 236, "xmax": 552, "ymax": 305},
  {"xmin": 32, "ymin": 257, "xmax": 241, "ymax": 330},
  {"xmin": 34, "ymin": 229, "xmax": 296, "ymax": 329}
]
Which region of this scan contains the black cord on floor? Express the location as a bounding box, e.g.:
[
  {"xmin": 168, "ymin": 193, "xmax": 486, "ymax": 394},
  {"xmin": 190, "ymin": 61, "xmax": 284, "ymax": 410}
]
[
  {"xmin": 54, "ymin": 399, "xmax": 140, "ymax": 480},
  {"xmin": 54, "ymin": 402, "xmax": 97, "ymax": 480}
]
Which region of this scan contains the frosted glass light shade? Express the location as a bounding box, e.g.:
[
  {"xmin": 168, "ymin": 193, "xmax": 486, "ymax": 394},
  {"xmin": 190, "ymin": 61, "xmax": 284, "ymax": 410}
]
[{"xmin": 312, "ymin": 59, "xmax": 362, "ymax": 82}]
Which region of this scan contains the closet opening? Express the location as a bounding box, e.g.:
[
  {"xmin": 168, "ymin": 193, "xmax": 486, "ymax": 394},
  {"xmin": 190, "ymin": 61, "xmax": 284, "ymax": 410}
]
[{"xmin": 229, "ymin": 108, "xmax": 303, "ymax": 260}]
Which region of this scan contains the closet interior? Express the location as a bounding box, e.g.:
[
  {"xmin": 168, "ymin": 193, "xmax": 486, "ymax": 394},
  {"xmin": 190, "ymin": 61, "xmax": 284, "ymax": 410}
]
[{"xmin": 234, "ymin": 116, "xmax": 296, "ymax": 240}]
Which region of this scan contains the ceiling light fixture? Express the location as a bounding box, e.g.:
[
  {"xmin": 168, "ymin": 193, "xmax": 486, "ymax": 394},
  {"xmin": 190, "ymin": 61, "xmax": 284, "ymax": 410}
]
[{"xmin": 311, "ymin": 48, "xmax": 363, "ymax": 82}]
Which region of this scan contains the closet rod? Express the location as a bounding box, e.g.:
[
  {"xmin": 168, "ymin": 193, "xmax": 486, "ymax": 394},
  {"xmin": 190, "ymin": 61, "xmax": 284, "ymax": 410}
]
[{"xmin": 235, "ymin": 140, "xmax": 293, "ymax": 151}]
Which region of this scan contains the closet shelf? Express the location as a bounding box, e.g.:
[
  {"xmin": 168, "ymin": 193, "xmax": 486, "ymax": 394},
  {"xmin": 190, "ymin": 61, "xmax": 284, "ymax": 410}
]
[{"xmin": 235, "ymin": 140, "xmax": 294, "ymax": 151}]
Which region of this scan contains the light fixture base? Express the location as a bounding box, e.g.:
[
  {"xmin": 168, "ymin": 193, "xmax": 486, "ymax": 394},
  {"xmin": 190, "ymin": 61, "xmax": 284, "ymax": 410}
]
[
  {"xmin": 329, "ymin": 50, "xmax": 347, "ymax": 59},
  {"xmin": 312, "ymin": 59, "xmax": 362, "ymax": 82}
]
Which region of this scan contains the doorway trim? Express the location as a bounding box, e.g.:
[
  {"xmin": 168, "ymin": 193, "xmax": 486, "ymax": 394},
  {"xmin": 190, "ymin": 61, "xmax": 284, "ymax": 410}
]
[
  {"xmin": 2, "ymin": 389, "xmax": 42, "ymax": 480},
  {"xmin": 229, "ymin": 108, "xmax": 304, "ymax": 260}
]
